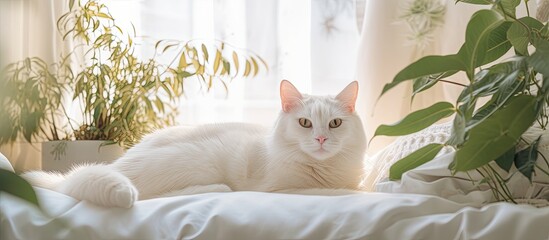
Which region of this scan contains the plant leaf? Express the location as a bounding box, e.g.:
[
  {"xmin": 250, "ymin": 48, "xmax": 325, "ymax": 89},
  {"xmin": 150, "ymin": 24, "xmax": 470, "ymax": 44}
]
[
  {"xmin": 446, "ymin": 111, "xmax": 467, "ymax": 146},
  {"xmin": 412, "ymin": 71, "xmax": 457, "ymax": 97},
  {"xmin": 0, "ymin": 169, "xmax": 40, "ymax": 208},
  {"xmin": 381, "ymin": 55, "xmax": 464, "ymax": 97},
  {"xmin": 201, "ymin": 44, "xmax": 209, "ymax": 62},
  {"xmin": 507, "ymin": 17, "xmax": 544, "ymax": 56},
  {"xmin": 456, "ymin": 0, "xmax": 493, "ymax": 4},
  {"xmin": 213, "ymin": 50, "xmax": 222, "ymax": 74},
  {"xmin": 457, "ymin": 70, "xmax": 506, "ymax": 103},
  {"xmin": 528, "ymin": 39, "xmax": 549, "ymax": 76},
  {"xmin": 495, "ymin": 145, "xmax": 515, "ymax": 172},
  {"xmin": 251, "ymin": 58, "xmax": 259, "ymax": 76},
  {"xmin": 492, "ymin": 0, "xmax": 521, "ymax": 18},
  {"xmin": 178, "ymin": 53, "xmax": 188, "ymax": 70},
  {"xmin": 232, "ymin": 51, "xmax": 239, "ymax": 74},
  {"xmin": 482, "ymin": 21, "xmax": 512, "ymax": 64},
  {"xmin": 514, "ymin": 136, "xmax": 541, "ymax": 182},
  {"xmin": 454, "ymin": 95, "xmax": 537, "ymax": 171},
  {"xmin": 374, "ymin": 102, "xmax": 455, "ymax": 137},
  {"xmin": 389, "ymin": 143, "xmax": 445, "ymax": 180},
  {"xmin": 467, "ymin": 70, "xmax": 523, "ymax": 129},
  {"xmin": 244, "ymin": 60, "xmax": 251, "ymax": 76},
  {"xmin": 457, "ymin": 9, "xmax": 505, "ymax": 81}
]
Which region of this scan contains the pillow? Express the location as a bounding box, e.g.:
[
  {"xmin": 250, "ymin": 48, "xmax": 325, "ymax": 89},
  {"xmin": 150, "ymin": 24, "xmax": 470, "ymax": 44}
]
[
  {"xmin": 361, "ymin": 122, "xmax": 453, "ymax": 192},
  {"xmin": 363, "ymin": 121, "xmax": 549, "ymax": 206},
  {"xmin": 0, "ymin": 152, "xmax": 15, "ymax": 172}
]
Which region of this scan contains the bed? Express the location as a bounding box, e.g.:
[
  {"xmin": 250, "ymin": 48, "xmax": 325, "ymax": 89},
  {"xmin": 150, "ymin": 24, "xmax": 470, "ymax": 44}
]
[
  {"xmin": 2, "ymin": 185, "xmax": 549, "ymax": 239},
  {"xmin": 2, "ymin": 123, "xmax": 549, "ymax": 239}
]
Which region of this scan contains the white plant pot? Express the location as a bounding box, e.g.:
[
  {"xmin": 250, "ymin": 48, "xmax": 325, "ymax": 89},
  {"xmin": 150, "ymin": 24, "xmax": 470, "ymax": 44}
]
[{"xmin": 41, "ymin": 141, "xmax": 125, "ymax": 172}]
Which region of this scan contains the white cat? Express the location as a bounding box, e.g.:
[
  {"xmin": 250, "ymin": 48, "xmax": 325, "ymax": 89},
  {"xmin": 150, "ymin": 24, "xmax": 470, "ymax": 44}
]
[{"xmin": 23, "ymin": 80, "xmax": 367, "ymax": 208}]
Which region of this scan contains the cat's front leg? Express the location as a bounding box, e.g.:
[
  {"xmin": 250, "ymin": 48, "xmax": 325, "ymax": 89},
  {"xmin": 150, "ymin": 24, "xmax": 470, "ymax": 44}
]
[{"xmin": 273, "ymin": 188, "xmax": 364, "ymax": 196}]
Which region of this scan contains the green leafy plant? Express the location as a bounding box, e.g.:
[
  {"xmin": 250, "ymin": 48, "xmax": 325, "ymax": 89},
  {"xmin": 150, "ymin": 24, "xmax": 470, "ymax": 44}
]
[
  {"xmin": 0, "ymin": 0, "xmax": 266, "ymax": 147},
  {"xmin": 374, "ymin": 0, "xmax": 549, "ymax": 202}
]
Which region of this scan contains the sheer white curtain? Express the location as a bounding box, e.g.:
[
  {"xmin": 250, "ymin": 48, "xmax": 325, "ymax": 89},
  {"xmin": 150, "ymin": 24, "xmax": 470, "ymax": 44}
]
[
  {"xmin": 0, "ymin": 0, "xmax": 70, "ymax": 65},
  {"xmin": 0, "ymin": 0, "xmax": 71, "ymax": 171},
  {"xmin": 1, "ymin": 0, "xmax": 361, "ymax": 171},
  {"xmin": 109, "ymin": 0, "xmax": 360, "ymax": 126}
]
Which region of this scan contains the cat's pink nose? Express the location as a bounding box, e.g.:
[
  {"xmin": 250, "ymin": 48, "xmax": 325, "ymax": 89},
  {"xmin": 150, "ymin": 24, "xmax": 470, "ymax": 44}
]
[{"xmin": 315, "ymin": 136, "xmax": 327, "ymax": 144}]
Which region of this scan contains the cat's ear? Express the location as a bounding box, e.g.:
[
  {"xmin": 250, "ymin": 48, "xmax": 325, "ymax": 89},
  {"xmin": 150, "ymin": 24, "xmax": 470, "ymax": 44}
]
[
  {"xmin": 280, "ymin": 80, "xmax": 303, "ymax": 113},
  {"xmin": 336, "ymin": 81, "xmax": 359, "ymax": 113}
]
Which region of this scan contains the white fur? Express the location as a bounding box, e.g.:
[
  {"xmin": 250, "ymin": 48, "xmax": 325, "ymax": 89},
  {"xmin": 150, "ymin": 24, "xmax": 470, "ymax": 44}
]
[{"xmin": 22, "ymin": 81, "xmax": 367, "ymax": 208}]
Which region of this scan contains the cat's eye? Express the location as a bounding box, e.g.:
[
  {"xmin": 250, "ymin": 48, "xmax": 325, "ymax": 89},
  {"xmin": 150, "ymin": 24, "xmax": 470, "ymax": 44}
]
[
  {"xmin": 298, "ymin": 118, "xmax": 312, "ymax": 128},
  {"xmin": 329, "ymin": 118, "xmax": 342, "ymax": 128}
]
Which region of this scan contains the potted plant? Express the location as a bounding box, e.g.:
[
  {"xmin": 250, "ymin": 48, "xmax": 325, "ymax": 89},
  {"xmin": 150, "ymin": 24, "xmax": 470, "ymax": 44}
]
[
  {"xmin": 0, "ymin": 0, "xmax": 265, "ymax": 172},
  {"xmin": 374, "ymin": 0, "xmax": 548, "ymax": 202}
]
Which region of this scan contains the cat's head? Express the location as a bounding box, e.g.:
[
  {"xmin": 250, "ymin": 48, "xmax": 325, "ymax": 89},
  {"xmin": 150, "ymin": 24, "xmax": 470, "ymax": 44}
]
[{"xmin": 273, "ymin": 80, "xmax": 366, "ymax": 161}]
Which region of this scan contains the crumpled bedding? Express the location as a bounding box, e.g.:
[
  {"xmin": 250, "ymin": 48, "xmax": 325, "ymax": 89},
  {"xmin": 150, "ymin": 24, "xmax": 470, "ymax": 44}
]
[
  {"xmin": 1, "ymin": 187, "xmax": 548, "ymax": 239},
  {"xmin": 364, "ymin": 122, "xmax": 549, "ymax": 206}
]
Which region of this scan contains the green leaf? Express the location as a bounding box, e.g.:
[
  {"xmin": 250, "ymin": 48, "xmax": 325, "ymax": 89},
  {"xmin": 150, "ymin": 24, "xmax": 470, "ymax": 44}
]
[
  {"xmin": 528, "ymin": 39, "xmax": 549, "ymax": 76},
  {"xmin": 482, "ymin": 21, "xmax": 512, "ymax": 64},
  {"xmin": 213, "ymin": 50, "xmax": 222, "ymax": 74},
  {"xmin": 201, "ymin": 44, "xmax": 209, "ymax": 62},
  {"xmin": 0, "ymin": 169, "xmax": 40, "ymax": 208},
  {"xmin": 178, "ymin": 53, "xmax": 188, "ymax": 70},
  {"xmin": 374, "ymin": 102, "xmax": 455, "ymax": 137},
  {"xmin": 514, "ymin": 136, "xmax": 541, "ymax": 181},
  {"xmin": 69, "ymin": 0, "xmax": 75, "ymax": 10},
  {"xmin": 492, "ymin": 0, "xmax": 521, "ymax": 19},
  {"xmin": 96, "ymin": 12, "xmax": 113, "ymax": 20},
  {"xmin": 454, "ymin": 95, "xmax": 538, "ymax": 171},
  {"xmin": 389, "ymin": 143, "xmax": 445, "ymax": 180},
  {"xmin": 457, "ymin": 70, "xmax": 506, "ymax": 103},
  {"xmin": 381, "ymin": 55, "xmax": 464, "ymax": 97},
  {"xmin": 456, "ymin": 0, "xmax": 493, "ymax": 4},
  {"xmin": 468, "ymin": 70, "xmax": 523, "ymax": 129},
  {"xmin": 177, "ymin": 71, "xmax": 194, "ymax": 78},
  {"xmin": 541, "ymin": 23, "xmax": 548, "ymax": 38},
  {"xmin": 446, "ymin": 110, "xmax": 467, "ymax": 146},
  {"xmin": 489, "ymin": 56, "xmax": 527, "ymax": 73},
  {"xmin": 155, "ymin": 98, "xmax": 165, "ymax": 113},
  {"xmin": 457, "ymin": 9, "xmax": 505, "ymax": 80},
  {"xmin": 507, "ymin": 17, "xmax": 544, "ymax": 56},
  {"xmin": 494, "ymin": 70, "xmax": 523, "ymax": 104},
  {"xmin": 495, "ymin": 145, "xmax": 515, "ymax": 172},
  {"xmin": 412, "ymin": 71, "xmax": 457, "ymax": 97}
]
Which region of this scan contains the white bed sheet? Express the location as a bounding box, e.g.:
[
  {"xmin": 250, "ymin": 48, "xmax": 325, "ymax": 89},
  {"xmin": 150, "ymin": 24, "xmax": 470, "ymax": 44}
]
[{"xmin": 1, "ymin": 187, "xmax": 548, "ymax": 239}]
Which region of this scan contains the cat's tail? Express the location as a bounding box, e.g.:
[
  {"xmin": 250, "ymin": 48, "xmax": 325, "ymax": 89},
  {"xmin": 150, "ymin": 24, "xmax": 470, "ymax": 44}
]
[{"xmin": 21, "ymin": 164, "xmax": 138, "ymax": 208}]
